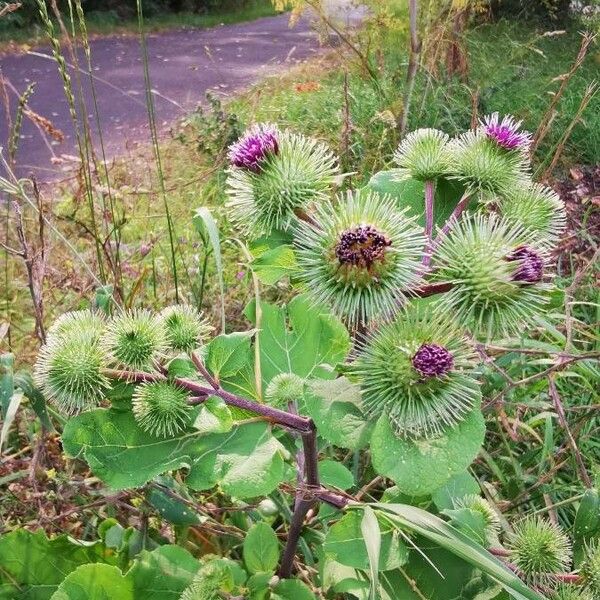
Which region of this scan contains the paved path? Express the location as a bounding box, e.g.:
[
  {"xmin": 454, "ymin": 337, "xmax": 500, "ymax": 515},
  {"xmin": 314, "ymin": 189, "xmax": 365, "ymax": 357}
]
[{"xmin": 0, "ymin": 13, "xmax": 328, "ymax": 180}]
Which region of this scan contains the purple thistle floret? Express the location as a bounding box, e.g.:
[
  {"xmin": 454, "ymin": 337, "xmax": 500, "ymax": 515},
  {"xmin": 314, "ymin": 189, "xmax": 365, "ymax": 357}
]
[
  {"xmin": 335, "ymin": 225, "xmax": 392, "ymax": 268},
  {"xmin": 228, "ymin": 124, "xmax": 279, "ymax": 172},
  {"xmin": 507, "ymin": 245, "xmax": 544, "ymax": 283},
  {"xmin": 481, "ymin": 113, "xmax": 532, "ymax": 151},
  {"xmin": 412, "ymin": 344, "xmax": 454, "ymax": 378}
]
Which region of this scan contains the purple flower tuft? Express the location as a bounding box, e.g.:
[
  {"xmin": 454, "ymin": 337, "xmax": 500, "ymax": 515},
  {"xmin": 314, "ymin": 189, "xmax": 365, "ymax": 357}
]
[
  {"xmin": 335, "ymin": 225, "xmax": 392, "ymax": 268},
  {"xmin": 228, "ymin": 124, "xmax": 279, "ymax": 171},
  {"xmin": 412, "ymin": 344, "xmax": 454, "ymax": 378},
  {"xmin": 507, "ymin": 245, "xmax": 544, "ymax": 283},
  {"xmin": 481, "ymin": 113, "xmax": 532, "ymax": 151}
]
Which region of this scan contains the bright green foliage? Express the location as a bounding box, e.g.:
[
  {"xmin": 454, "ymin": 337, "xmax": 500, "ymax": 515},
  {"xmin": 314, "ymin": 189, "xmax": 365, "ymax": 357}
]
[
  {"xmin": 393, "ymin": 128, "xmax": 452, "ymax": 181},
  {"xmin": 432, "ymin": 214, "xmax": 550, "ymax": 339},
  {"xmin": 304, "ymin": 377, "xmax": 374, "ymax": 451},
  {"xmin": 245, "ymin": 295, "xmax": 350, "ymax": 387},
  {"xmin": 186, "ymin": 422, "xmax": 288, "ymax": 498},
  {"xmin": 159, "ymin": 304, "xmax": 212, "ymax": 353},
  {"xmin": 103, "ymin": 309, "xmax": 166, "ymax": 370},
  {"xmin": 226, "ymin": 130, "xmax": 338, "ymax": 237},
  {"xmin": 507, "ymin": 517, "xmax": 572, "ymax": 583},
  {"xmin": 50, "ymin": 564, "xmax": 132, "ymax": 600},
  {"xmin": 449, "ymin": 130, "xmax": 530, "ymax": 194},
  {"xmin": 62, "ymin": 409, "xmax": 204, "ymax": 490},
  {"xmin": 370, "ymin": 406, "xmax": 486, "ymax": 496},
  {"xmin": 294, "ymin": 189, "xmax": 425, "ymax": 324},
  {"xmin": 0, "ymin": 530, "xmax": 112, "ymax": 600},
  {"xmin": 243, "ymin": 522, "xmax": 280, "ymax": 574},
  {"xmin": 132, "ymin": 381, "xmax": 192, "ymax": 438},
  {"xmin": 350, "ymin": 303, "xmax": 480, "ymax": 438},
  {"xmin": 323, "ymin": 510, "xmax": 408, "ymax": 572}
]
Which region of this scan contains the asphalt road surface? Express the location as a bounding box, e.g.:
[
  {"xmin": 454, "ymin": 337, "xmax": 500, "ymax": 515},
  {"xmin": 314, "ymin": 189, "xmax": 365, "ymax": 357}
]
[{"xmin": 0, "ymin": 12, "xmax": 330, "ymax": 181}]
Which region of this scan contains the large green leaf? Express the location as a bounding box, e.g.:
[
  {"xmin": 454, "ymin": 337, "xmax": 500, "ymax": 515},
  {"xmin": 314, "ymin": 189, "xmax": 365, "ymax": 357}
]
[
  {"xmin": 371, "ymin": 408, "xmax": 485, "ymax": 496},
  {"xmin": 271, "ymin": 578, "xmax": 316, "ymax": 600},
  {"xmin": 304, "ymin": 378, "xmax": 374, "ymax": 451},
  {"xmin": 244, "ymin": 295, "xmax": 350, "ymax": 391},
  {"xmin": 186, "ymin": 422, "xmax": 288, "ymax": 499},
  {"xmin": 323, "ymin": 511, "xmax": 408, "ymax": 572},
  {"xmin": 0, "ymin": 530, "xmax": 112, "ymax": 600},
  {"xmin": 205, "ymin": 331, "xmax": 254, "ymax": 380},
  {"xmin": 365, "ymin": 504, "xmax": 544, "ymax": 600},
  {"xmin": 50, "ymin": 564, "xmax": 132, "ymax": 600},
  {"xmin": 251, "ymin": 245, "xmax": 298, "ymax": 285},
  {"xmin": 243, "ymin": 522, "xmax": 280, "ymax": 575},
  {"xmin": 367, "ymin": 170, "xmax": 467, "ymax": 228},
  {"xmin": 431, "ymin": 471, "xmax": 481, "ymax": 511},
  {"xmin": 62, "ymin": 409, "xmax": 204, "ymax": 490},
  {"xmin": 127, "ymin": 545, "xmax": 199, "ymax": 599}
]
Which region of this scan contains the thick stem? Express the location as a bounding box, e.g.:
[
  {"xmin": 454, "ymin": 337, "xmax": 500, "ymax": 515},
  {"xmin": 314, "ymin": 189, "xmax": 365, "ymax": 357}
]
[
  {"xmin": 278, "ymin": 424, "xmax": 321, "ymax": 579},
  {"xmin": 181, "ymin": 378, "xmax": 313, "ymax": 432}
]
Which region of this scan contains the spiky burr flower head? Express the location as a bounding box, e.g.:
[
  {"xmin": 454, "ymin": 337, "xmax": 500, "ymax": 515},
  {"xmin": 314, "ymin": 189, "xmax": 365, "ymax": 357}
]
[
  {"xmin": 507, "ymin": 517, "xmax": 572, "ymax": 584},
  {"xmin": 265, "ymin": 373, "xmax": 305, "ymax": 409},
  {"xmin": 454, "ymin": 494, "xmax": 501, "ymax": 542},
  {"xmin": 294, "ymin": 188, "xmax": 425, "ymax": 325},
  {"xmin": 159, "ymin": 304, "xmax": 212, "ymax": 353},
  {"xmin": 47, "ymin": 309, "xmax": 106, "ymax": 339},
  {"xmin": 132, "ymin": 381, "xmax": 192, "ymax": 438},
  {"xmin": 432, "ymin": 214, "xmax": 550, "ymax": 340},
  {"xmin": 499, "ymin": 182, "xmax": 567, "ymax": 246},
  {"xmin": 228, "ymin": 123, "xmax": 279, "ymax": 172},
  {"xmin": 448, "ymin": 129, "xmax": 531, "ymax": 194},
  {"xmin": 393, "ymin": 128, "xmax": 452, "ymax": 181},
  {"xmin": 481, "ymin": 113, "xmax": 532, "ymax": 151},
  {"xmin": 102, "ymin": 309, "xmax": 166, "ymax": 370},
  {"xmin": 350, "ymin": 304, "xmax": 480, "ymax": 439},
  {"xmin": 580, "ymin": 541, "xmax": 600, "ymax": 596},
  {"xmin": 34, "ymin": 323, "xmax": 110, "ymax": 415},
  {"xmin": 552, "ymin": 585, "xmax": 594, "ymax": 600},
  {"xmin": 226, "ymin": 130, "xmax": 339, "ymax": 237}
]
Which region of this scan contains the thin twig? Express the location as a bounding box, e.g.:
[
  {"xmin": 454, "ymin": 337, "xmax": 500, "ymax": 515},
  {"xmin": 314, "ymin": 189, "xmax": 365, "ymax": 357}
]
[{"xmin": 548, "ymin": 376, "xmax": 592, "ymax": 488}]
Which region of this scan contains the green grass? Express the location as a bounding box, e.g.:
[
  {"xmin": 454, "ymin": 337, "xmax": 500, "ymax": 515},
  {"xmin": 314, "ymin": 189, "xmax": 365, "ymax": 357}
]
[{"xmin": 0, "ymin": 0, "xmax": 280, "ymax": 48}]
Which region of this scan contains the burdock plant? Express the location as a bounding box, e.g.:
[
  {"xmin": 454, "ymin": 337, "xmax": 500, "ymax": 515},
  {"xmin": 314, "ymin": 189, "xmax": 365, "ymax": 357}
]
[
  {"xmin": 226, "ymin": 124, "xmax": 338, "ymax": 237},
  {"xmin": 294, "ymin": 188, "xmax": 425, "ymax": 325},
  {"xmin": 432, "ymin": 214, "xmax": 550, "ymax": 339},
  {"xmin": 30, "ymin": 115, "xmax": 573, "ymax": 599},
  {"xmin": 350, "ymin": 304, "xmax": 480, "ymax": 438},
  {"xmin": 159, "ymin": 304, "xmax": 212, "ymax": 353},
  {"xmin": 449, "ymin": 113, "xmax": 531, "ymax": 195},
  {"xmin": 131, "ymin": 381, "xmax": 192, "ymax": 438},
  {"xmin": 34, "ymin": 312, "xmax": 110, "ymax": 415},
  {"xmin": 507, "ymin": 517, "xmax": 572, "ymax": 584},
  {"xmin": 102, "ymin": 309, "xmax": 166, "ymax": 370}
]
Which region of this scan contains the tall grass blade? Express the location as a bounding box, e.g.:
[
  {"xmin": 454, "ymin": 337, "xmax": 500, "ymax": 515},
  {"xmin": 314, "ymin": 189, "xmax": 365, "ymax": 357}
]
[
  {"xmin": 364, "ymin": 503, "xmax": 544, "ymax": 600},
  {"xmin": 136, "ymin": 0, "xmax": 180, "ymax": 303},
  {"xmin": 192, "ymin": 206, "xmax": 226, "ymax": 333},
  {"xmin": 360, "ymin": 505, "xmax": 381, "ymax": 600}
]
